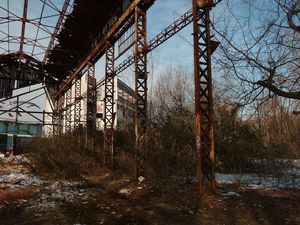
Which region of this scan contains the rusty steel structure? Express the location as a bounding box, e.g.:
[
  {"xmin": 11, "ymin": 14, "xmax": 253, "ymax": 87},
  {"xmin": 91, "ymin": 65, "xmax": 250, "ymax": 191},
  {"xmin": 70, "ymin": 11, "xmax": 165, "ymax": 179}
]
[
  {"xmin": 65, "ymin": 87, "xmax": 72, "ymax": 134},
  {"xmin": 193, "ymin": 0, "xmax": 216, "ymax": 194},
  {"xmin": 53, "ymin": 94, "xmax": 64, "ymax": 136},
  {"xmin": 74, "ymin": 76, "xmax": 82, "ymax": 131},
  {"xmin": 104, "ymin": 44, "xmax": 115, "ymax": 167},
  {"xmin": 86, "ymin": 63, "xmax": 97, "ymax": 150},
  {"xmin": 134, "ymin": 6, "xmax": 148, "ymax": 177},
  {"xmin": 0, "ymin": 0, "xmax": 220, "ymax": 196}
]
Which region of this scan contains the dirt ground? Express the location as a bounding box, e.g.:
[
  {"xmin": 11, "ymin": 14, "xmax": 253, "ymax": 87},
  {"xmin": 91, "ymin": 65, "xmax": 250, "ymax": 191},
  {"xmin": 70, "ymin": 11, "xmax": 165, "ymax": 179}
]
[{"xmin": 0, "ymin": 156, "xmax": 299, "ymax": 225}]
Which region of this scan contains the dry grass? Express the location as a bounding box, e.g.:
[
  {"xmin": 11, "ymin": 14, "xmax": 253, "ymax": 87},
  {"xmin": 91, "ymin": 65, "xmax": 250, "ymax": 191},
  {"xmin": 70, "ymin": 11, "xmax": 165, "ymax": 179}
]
[{"xmin": 25, "ymin": 135, "xmax": 104, "ymax": 179}]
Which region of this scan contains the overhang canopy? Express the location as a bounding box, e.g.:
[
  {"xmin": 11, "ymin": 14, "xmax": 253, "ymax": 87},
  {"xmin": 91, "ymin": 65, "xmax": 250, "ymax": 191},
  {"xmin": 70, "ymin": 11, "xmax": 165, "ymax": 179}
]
[{"xmin": 45, "ymin": 0, "xmax": 125, "ymax": 80}]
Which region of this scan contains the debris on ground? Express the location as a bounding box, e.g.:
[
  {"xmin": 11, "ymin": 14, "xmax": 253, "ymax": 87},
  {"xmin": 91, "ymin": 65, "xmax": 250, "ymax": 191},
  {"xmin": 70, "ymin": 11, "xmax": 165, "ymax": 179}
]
[
  {"xmin": 0, "ymin": 155, "xmax": 300, "ymax": 224},
  {"xmin": 138, "ymin": 176, "xmax": 146, "ymax": 183},
  {"xmin": 0, "ymin": 154, "xmax": 33, "ymax": 174},
  {"xmin": 118, "ymin": 188, "xmax": 133, "ymax": 195},
  {"xmin": 0, "ymin": 173, "xmax": 46, "ymax": 189},
  {"xmin": 28, "ymin": 180, "xmax": 91, "ymax": 211}
]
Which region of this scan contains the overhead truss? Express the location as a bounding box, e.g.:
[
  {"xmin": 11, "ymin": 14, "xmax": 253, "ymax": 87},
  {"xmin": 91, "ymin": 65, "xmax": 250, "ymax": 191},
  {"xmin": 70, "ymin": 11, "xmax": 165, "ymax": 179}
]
[
  {"xmin": 0, "ymin": 0, "xmax": 218, "ymax": 198},
  {"xmin": 0, "ymin": 0, "xmax": 72, "ymax": 61}
]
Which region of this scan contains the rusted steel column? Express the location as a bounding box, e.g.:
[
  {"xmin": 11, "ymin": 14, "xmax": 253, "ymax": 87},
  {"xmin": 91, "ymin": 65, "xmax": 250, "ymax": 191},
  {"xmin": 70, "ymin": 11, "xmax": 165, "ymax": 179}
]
[
  {"xmin": 53, "ymin": 94, "xmax": 64, "ymax": 135},
  {"xmin": 19, "ymin": 0, "xmax": 28, "ymax": 58},
  {"xmin": 52, "ymin": 112, "xmax": 59, "ymax": 136},
  {"xmin": 134, "ymin": 6, "xmax": 148, "ymax": 178},
  {"xmin": 86, "ymin": 63, "xmax": 97, "ymax": 150},
  {"xmin": 74, "ymin": 75, "xmax": 82, "ymax": 131},
  {"xmin": 192, "ymin": 0, "xmax": 216, "ymax": 195},
  {"xmin": 104, "ymin": 44, "xmax": 115, "ymax": 167},
  {"xmin": 65, "ymin": 87, "xmax": 72, "ymax": 134}
]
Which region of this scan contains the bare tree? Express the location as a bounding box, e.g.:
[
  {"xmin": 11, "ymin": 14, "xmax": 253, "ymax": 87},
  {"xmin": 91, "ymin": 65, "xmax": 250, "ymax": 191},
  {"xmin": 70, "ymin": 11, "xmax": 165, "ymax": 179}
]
[
  {"xmin": 212, "ymin": 0, "xmax": 300, "ymax": 102},
  {"xmin": 150, "ymin": 66, "xmax": 194, "ymax": 126}
]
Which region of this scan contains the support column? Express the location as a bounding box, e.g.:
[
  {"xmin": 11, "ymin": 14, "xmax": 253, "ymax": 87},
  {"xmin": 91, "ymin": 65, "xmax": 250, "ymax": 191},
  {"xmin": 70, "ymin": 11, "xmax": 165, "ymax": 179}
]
[
  {"xmin": 134, "ymin": 6, "xmax": 148, "ymax": 178},
  {"xmin": 74, "ymin": 75, "xmax": 82, "ymax": 131},
  {"xmin": 86, "ymin": 63, "xmax": 96, "ymax": 150},
  {"xmin": 52, "ymin": 112, "xmax": 59, "ymax": 135},
  {"xmin": 104, "ymin": 44, "xmax": 115, "ymax": 167},
  {"xmin": 192, "ymin": 1, "xmax": 216, "ymax": 195},
  {"xmin": 65, "ymin": 87, "xmax": 72, "ymax": 134},
  {"xmin": 53, "ymin": 94, "xmax": 64, "ymax": 135}
]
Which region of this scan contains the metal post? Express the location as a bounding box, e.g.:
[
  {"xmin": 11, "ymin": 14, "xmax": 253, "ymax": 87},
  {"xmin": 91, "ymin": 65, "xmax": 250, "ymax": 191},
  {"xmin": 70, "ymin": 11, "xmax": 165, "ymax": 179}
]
[
  {"xmin": 134, "ymin": 6, "xmax": 148, "ymax": 178},
  {"xmin": 74, "ymin": 75, "xmax": 82, "ymax": 131},
  {"xmin": 86, "ymin": 63, "xmax": 96, "ymax": 150},
  {"xmin": 15, "ymin": 96, "xmax": 19, "ymax": 125},
  {"xmin": 65, "ymin": 87, "xmax": 72, "ymax": 134},
  {"xmin": 192, "ymin": 0, "xmax": 216, "ymax": 195},
  {"xmin": 52, "ymin": 111, "xmax": 59, "ymax": 136},
  {"xmin": 58, "ymin": 95, "xmax": 64, "ymax": 135},
  {"xmin": 104, "ymin": 43, "xmax": 115, "ymax": 167},
  {"xmin": 53, "ymin": 94, "xmax": 64, "ymax": 135}
]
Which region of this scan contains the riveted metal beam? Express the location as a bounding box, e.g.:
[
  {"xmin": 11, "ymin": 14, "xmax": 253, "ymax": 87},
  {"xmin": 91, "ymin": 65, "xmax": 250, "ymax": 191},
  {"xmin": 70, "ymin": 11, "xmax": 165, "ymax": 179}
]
[
  {"xmin": 86, "ymin": 63, "xmax": 97, "ymax": 150},
  {"xmin": 104, "ymin": 44, "xmax": 115, "ymax": 167},
  {"xmin": 134, "ymin": 6, "xmax": 148, "ymax": 178},
  {"xmin": 53, "ymin": 94, "xmax": 64, "ymax": 135},
  {"xmin": 192, "ymin": 0, "xmax": 216, "ymax": 195},
  {"xmin": 65, "ymin": 87, "xmax": 72, "ymax": 134},
  {"xmin": 74, "ymin": 76, "xmax": 82, "ymax": 131}
]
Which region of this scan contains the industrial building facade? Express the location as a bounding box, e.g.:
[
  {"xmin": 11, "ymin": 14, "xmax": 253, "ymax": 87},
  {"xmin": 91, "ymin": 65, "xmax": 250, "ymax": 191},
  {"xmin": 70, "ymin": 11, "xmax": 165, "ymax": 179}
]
[{"xmin": 44, "ymin": 75, "xmax": 135, "ymax": 135}]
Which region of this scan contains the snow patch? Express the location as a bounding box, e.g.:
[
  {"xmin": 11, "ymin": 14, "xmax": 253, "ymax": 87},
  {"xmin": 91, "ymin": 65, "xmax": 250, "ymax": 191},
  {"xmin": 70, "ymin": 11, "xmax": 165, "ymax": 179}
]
[
  {"xmin": 0, "ymin": 173, "xmax": 46, "ymax": 188},
  {"xmin": 216, "ymin": 172, "xmax": 300, "ymax": 189},
  {"xmin": 221, "ymin": 191, "xmax": 240, "ymax": 196},
  {"xmin": 28, "ymin": 181, "xmax": 91, "ymax": 210}
]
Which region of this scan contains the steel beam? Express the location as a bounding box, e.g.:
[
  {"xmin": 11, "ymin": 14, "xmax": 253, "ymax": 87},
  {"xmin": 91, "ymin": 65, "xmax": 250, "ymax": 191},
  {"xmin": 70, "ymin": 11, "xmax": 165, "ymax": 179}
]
[
  {"xmin": 19, "ymin": 0, "xmax": 28, "ymax": 58},
  {"xmin": 116, "ymin": 9, "xmax": 193, "ymax": 75},
  {"xmin": 104, "ymin": 44, "xmax": 115, "ymax": 167},
  {"xmin": 74, "ymin": 76, "xmax": 82, "ymax": 131},
  {"xmin": 65, "ymin": 87, "xmax": 72, "ymax": 133},
  {"xmin": 57, "ymin": 8, "xmax": 196, "ymax": 113},
  {"xmin": 53, "ymin": 94, "xmax": 64, "ymax": 135},
  {"xmin": 55, "ymin": 0, "xmax": 145, "ymax": 99},
  {"xmin": 43, "ymin": 0, "xmax": 71, "ymax": 64},
  {"xmin": 192, "ymin": 0, "xmax": 216, "ymax": 195},
  {"xmin": 134, "ymin": 6, "xmax": 148, "ymax": 178},
  {"xmin": 86, "ymin": 63, "xmax": 96, "ymax": 150}
]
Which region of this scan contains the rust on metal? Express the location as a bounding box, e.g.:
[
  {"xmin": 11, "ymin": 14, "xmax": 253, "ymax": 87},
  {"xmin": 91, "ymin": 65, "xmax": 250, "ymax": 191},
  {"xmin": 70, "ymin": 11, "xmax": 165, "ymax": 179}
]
[
  {"xmin": 86, "ymin": 63, "xmax": 97, "ymax": 150},
  {"xmin": 104, "ymin": 43, "xmax": 115, "ymax": 168},
  {"xmin": 19, "ymin": 0, "xmax": 28, "ymax": 59},
  {"xmin": 192, "ymin": 0, "xmax": 216, "ymax": 195},
  {"xmin": 43, "ymin": 0, "xmax": 71, "ymax": 64},
  {"xmin": 74, "ymin": 76, "xmax": 82, "ymax": 131},
  {"xmin": 134, "ymin": 6, "xmax": 148, "ymax": 178},
  {"xmin": 55, "ymin": 0, "xmax": 146, "ymax": 98},
  {"xmin": 65, "ymin": 87, "xmax": 72, "ymax": 134}
]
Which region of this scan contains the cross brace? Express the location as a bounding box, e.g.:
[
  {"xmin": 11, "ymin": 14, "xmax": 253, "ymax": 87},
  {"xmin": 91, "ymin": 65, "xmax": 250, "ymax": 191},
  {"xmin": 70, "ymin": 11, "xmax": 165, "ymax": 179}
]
[{"xmin": 192, "ymin": 1, "xmax": 216, "ymax": 195}]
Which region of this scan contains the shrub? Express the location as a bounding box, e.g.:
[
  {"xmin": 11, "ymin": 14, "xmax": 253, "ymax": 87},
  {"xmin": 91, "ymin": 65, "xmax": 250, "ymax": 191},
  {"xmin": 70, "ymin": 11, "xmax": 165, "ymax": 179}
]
[{"xmin": 25, "ymin": 134, "xmax": 103, "ymax": 179}]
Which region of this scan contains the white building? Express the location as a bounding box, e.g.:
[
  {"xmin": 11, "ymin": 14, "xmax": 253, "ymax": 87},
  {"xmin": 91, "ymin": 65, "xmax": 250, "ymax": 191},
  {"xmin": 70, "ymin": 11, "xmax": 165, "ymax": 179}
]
[{"xmin": 44, "ymin": 75, "xmax": 135, "ymax": 135}]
